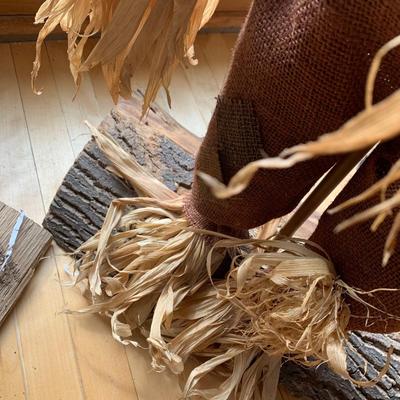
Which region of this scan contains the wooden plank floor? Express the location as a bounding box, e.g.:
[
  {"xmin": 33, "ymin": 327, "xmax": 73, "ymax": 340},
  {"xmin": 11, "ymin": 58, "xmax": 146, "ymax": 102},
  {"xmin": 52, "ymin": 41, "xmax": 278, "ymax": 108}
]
[{"xmin": 0, "ymin": 34, "xmax": 295, "ymax": 400}]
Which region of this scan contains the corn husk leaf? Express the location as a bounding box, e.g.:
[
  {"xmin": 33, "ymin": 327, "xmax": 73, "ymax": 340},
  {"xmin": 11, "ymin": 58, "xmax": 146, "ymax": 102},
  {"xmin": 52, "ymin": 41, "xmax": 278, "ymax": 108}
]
[
  {"xmin": 66, "ymin": 122, "xmax": 398, "ymax": 398},
  {"xmin": 33, "ymin": 0, "xmax": 219, "ymax": 113}
]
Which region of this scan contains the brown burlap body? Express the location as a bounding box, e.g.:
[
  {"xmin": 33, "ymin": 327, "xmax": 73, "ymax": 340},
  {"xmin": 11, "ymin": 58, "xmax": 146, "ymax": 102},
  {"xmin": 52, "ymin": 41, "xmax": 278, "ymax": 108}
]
[
  {"xmin": 185, "ymin": 0, "xmax": 400, "ymax": 230},
  {"xmin": 184, "ymin": 0, "xmax": 400, "ymax": 332},
  {"xmin": 311, "ymin": 140, "xmax": 400, "ymax": 333}
]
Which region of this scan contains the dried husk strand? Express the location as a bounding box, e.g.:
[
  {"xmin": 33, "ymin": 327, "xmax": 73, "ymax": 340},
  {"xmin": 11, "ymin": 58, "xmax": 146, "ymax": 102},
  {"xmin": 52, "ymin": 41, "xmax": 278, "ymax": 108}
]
[
  {"xmin": 33, "ymin": 0, "xmax": 219, "ymax": 113},
  {"xmin": 73, "ymin": 196, "xmax": 227, "ymax": 357},
  {"xmin": 69, "ymin": 125, "xmax": 396, "ymax": 398},
  {"xmin": 180, "ymin": 236, "xmax": 396, "ymax": 397},
  {"xmin": 205, "ymin": 237, "xmax": 396, "ymax": 388},
  {"xmin": 71, "ymin": 193, "xmax": 271, "ymax": 399},
  {"xmin": 329, "ymin": 159, "xmax": 400, "ymax": 266}
]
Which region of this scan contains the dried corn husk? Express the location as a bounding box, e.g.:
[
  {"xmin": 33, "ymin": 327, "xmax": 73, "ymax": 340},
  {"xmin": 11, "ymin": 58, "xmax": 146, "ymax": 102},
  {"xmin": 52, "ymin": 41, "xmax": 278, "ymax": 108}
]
[
  {"xmin": 68, "ymin": 126, "xmax": 394, "ymax": 398},
  {"xmin": 33, "ymin": 0, "xmax": 219, "ymax": 112},
  {"xmin": 206, "ymin": 237, "xmax": 394, "ymax": 388}
]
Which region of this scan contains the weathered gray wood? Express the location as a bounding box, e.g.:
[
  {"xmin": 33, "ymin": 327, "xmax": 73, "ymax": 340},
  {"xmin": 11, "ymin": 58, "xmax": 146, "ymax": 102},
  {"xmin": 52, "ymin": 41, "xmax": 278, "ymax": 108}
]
[
  {"xmin": 0, "ymin": 201, "xmax": 52, "ymax": 326},
  {"xmin": 43, "ymin": 93, "xmax": 400, "ymax": 399}
]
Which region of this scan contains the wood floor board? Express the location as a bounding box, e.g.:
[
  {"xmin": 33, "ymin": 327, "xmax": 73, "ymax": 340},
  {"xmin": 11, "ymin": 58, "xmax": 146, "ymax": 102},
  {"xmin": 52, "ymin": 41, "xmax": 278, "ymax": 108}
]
[{"xmin": 0, "ymin": 33, "xmax": 295, "ymax": 400}]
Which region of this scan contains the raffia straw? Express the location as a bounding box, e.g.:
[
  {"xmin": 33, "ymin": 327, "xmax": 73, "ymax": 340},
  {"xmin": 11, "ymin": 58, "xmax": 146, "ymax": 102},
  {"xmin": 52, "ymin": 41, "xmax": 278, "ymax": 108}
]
[
  {"xmin": 33, "ymin": 0, "xmax": 219, "ymax": 113},
  {"xmin": 206, "ymin": 238, "xmax": 395, "ymax": 388}
]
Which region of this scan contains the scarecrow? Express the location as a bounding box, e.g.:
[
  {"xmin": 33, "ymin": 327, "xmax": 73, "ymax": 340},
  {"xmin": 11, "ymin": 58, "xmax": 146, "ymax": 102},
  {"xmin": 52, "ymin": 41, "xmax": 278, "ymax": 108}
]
[{"xmin": 34, "ymin": 0, "xmax": 400, "ymax": 398}]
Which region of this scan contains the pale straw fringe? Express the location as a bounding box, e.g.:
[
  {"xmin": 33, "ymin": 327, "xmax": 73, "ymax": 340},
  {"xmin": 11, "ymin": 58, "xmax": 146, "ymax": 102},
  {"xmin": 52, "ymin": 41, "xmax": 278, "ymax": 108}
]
[
  {"xmin": 68, "ymin": 126, "xmax": 395, "ymax": 398},
  {"xmin": 32, "ymin": 0, "xmax": 219, "ymax": 113},
  {"xmin": 200, "ymin": 34, "xmax": 400, "ymax": 265}
]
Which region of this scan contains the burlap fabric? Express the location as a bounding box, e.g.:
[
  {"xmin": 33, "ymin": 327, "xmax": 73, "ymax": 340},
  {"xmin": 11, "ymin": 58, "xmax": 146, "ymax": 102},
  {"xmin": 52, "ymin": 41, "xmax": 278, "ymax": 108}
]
[
  {"xmin": 185, "ymin": 0, "xmax": 400, "ymax": 230},
  {"xmin": 184, "ymin": 0, "xmax": 400, "ymax": 332},
  {"xmin": 311, "ymin": 139, "xmax": 400, "ymax": 333}
]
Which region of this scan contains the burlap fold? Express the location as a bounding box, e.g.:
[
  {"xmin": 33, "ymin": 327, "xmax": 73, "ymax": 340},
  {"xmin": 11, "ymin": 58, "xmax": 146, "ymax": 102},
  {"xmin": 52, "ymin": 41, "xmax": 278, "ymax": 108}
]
[
  {"xmin": 187, "ymin": 0, "xmax": 400, "ymax": 231},
  {"xmin": 185, "ymin": 0, "xmax": 400, "ymax": 332}
]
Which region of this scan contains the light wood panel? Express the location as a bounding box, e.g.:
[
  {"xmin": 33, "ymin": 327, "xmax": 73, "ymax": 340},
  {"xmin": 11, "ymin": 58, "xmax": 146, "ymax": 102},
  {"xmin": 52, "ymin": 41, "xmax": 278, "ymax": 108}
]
[
  {"xmin": 182, "ymin": 44, "xmax": 220, "ymax": 124},
  {"xmin": 10, "ymin": 41, "xmax": 84, "ymax": 400},
  {"xmin": 36, "ymin": 40, "xmax": 141, "ymax": 400},
  {"xmin": 0, "ymin": 0, "xmax": 42, "ymax": 15},
  {"xmin": 0, "ymin": 44, "xmax": 31, "ymax": 400},
  {"xmin": 0, "ymin": 34, "xmax": 294, "ymax": 400},
  {"xmin": 218, "ymin": 0, "xmax": 252, "ymax": 11},
  {"xmin": 196, "ymin": 34, "xmax": 234, "ymax": 89},
  {"xmin": 46, "ymin": 40, "xmax": 103, "ymax": 154}
]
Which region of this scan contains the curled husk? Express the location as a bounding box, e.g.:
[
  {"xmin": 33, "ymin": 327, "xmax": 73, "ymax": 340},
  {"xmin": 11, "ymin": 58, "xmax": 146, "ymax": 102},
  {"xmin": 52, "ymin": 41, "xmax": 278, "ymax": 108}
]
[
  {"xmin": 69, "ymin": 126, "xmax": 392, "ymax": 398},
  {"xmin": 329, "ymin": 159, "xmax": 400, "ymax": 266},
  {"xmin": 33, "ymin": 0, "xmax": 219, "ymax": 112}
]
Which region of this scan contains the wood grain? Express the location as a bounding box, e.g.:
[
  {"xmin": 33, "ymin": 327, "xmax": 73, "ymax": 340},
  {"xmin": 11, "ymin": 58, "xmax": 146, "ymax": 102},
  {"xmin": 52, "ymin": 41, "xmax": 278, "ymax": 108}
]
[
  {"xmin": 0, "ymin": 202, "xmax": 51, "ymax": 326},
  {"xmin": 0, "ymin": 34, "xmax": 295, "ymax": 400},
  {"xmin": 0, "ymin": 16, "xmax": 63, "ymax": 43},
  {"xmin": 0, "ymin": 0, "xmax": 251, "ymax": 15},
  {"xmin": 202, "ymin": 11, "xmax": 247, "ymax": 32},
  {"xmin": 217, "ymin": 0, "xmax": 251, "ymax": 11},
  {"xmin": 0, "ymin": 1, "xmax": 249, "ymax": 43},
  {"xmin": 0, "ymin": 42, "xmax": 48, "ymax": 398},
  {"xmin": 0, "ymin": 0, "xmax": 42, "ymax": 15}
]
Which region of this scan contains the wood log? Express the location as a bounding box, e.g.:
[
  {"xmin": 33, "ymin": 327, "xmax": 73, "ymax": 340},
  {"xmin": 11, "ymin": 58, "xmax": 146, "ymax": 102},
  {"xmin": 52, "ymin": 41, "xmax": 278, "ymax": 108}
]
[
  {"xmin": 43, "ymin": 92, "xmax": 200, "ymax": 252},
  {"xmin": 0, "ymin": 201, "xmax": 52, "ymax": 326},
  {"xmin": 43, "ymin": 93, "xmax": 400, "ymax": 399},
  {"xmin": 281, "ymin": 332, "xmax": 400, "ymax": 400}
]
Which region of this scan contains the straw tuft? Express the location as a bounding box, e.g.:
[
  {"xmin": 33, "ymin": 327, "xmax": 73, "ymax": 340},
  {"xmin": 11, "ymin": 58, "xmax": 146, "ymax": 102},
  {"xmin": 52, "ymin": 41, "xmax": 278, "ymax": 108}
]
[
  {"xmin": 65, "ymin": 127, "xmax": 395, "ymax": 398},
  {"xmin": 33, "ymin": 0, "xmax": 219, "ymax": 113}
]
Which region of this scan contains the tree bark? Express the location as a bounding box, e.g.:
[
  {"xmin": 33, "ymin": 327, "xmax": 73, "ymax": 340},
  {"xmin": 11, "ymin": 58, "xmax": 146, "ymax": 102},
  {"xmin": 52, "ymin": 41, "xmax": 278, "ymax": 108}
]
[{"xmin": 43, "ymin": 92, "xmax": 200, "ymax": 252}]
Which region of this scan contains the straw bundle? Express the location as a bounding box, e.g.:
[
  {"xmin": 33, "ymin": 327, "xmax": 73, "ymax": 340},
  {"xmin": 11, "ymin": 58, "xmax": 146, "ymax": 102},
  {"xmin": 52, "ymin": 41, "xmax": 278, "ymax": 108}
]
[
  {"xmin": 33, "ymin": 0, "xmax": 219, "ymax": 112},
  {"xmin": 67, "ymin": 124, "xmax": 393, "ymax": 399}
]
